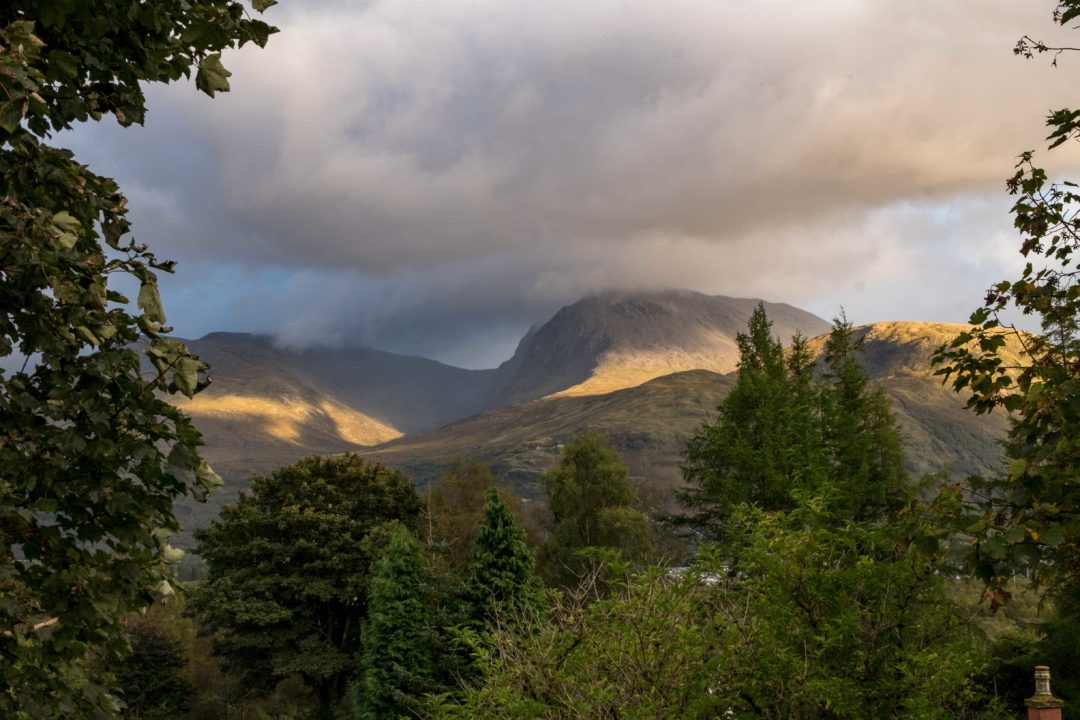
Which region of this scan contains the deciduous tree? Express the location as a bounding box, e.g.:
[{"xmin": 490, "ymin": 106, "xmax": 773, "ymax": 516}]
[
  {"xmin": 189, "ymin": 454, "xmax": 420, "ymax": 720},
  {"xmin": 422, "ymin": 460, "xmax": 530, "ymax": 577},
  {"xmin": 539, "ymin": 435, "xmax": 652, "ymax": 585},
  {"xmin": 0, "ymin": 3, "xmax": 277, "ymax": 716}
]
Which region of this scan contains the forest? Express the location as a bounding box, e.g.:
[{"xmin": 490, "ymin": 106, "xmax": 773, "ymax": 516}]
[{"xmin": 5, "ymin": 1, "xmax": 1080, "ymax": 719}]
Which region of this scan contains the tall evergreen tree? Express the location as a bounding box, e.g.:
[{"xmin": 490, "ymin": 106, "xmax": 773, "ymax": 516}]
[
  {"xmin": 355, "ymin": 523, "xmax": 436, "ymax": 720},
  {"xmin": 678, "ymin": 304, "xmax": 825, "ymax": 538},
  {"xmin": 819, "ymin": 314, "xmax": 908, "ymax": 520},
  {"xmin": 108, "ymin": 611, "xmax": 192, "ymax": 720},
  {"xmin": 422, "ymin": 460, "xmax": 531, "ymax": 578},
  {"xmin": 462, "ymin": 489, "xmax": 542, "ymax": 626},
  {"xmin": 679, "ymin": 306, "xmax": 910, "ymax": 540}
]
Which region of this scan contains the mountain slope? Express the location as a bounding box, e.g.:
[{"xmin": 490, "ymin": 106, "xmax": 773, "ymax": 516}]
[
  {"xmin": 367, "ymin": 369, "xmax": 734, "ymax": 494},
  {"xmin": 493, "ymin": 290, "xmax": 831, "ymax": 404},
  {"xmin": 177, "ymin": 291, "xmax": 830, "ymax": 474},
  {"xmin": 367, "ymin": 321, "xmax": 1014, "ymax": 495}
]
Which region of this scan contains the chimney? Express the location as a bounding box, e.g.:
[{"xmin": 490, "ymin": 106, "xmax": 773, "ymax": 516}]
[{"xmin": 1026, "ymin": 666, "xmax": 1065, "ymax": 720}]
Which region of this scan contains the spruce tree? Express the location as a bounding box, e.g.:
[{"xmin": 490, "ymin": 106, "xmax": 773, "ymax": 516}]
[
  {"xmin": 355, "ymin": 523, "xmax": 435, "ymax": 720},
  {"xmin": 679, "ymin": 306, "xmax": 909, "ymax": 540},
  {"xmin": 462, "ymin": 489, "xmax": 541, "ymax": 626}
]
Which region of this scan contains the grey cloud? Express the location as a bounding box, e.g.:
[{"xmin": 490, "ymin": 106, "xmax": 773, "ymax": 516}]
[{"xmin": 56, "ymin": 0, "xmax": 1080, "ymax": 362}]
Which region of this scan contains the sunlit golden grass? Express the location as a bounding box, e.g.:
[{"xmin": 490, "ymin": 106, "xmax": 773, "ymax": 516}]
[
  {"xmin": 548, "ymin": 348, "xmax": 741, "ymax": 398},
  {"xmin": 176, "ymin": 393, "xmax": 402, "ymax": 446}
]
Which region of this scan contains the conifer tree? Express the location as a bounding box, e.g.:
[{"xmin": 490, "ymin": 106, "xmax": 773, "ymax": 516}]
[
  {"xmin": 679, "ymin": 306, "xmax": 910, "ymax": 540},
  {"xmin": 422, "ymin": 460, "xmax": 530, "ymax": 577},
  {"xmin": 819, "ymin": 314, "xmax": 908, "ymax": 520},
  {"xmin": 678, "ymin": 304, "xmax": 825, "ymax": 537},
  {"xmin": 355, "ymin": 523, "xmax": 435, "ymax": 720},
  {"xmin": 462, "ymin": 489, "xmax": 542, "ymax": 625}
]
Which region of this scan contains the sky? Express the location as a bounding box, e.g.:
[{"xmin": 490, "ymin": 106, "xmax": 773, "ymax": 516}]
[{"xmin": 62, "ymin": 0, "xmax": 1080, "ymax": 369}]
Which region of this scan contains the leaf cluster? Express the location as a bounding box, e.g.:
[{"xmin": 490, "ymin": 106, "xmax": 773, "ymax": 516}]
[
  {"xmin": 538, "ymin": 435, "xmax": 654, "ymax": 586},
  {"xmin": 1, "ymin": 2, "xmax": 276, "ymax": 716}
]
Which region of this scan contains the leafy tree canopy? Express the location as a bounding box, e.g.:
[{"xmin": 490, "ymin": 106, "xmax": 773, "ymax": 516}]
[
  {"xmin": 434, "ymin": 498, "xmax": 999, "ymax": 720},
  {"xmin": 539, "ymin": 435, "xmax": 653, "ymax": 585},
  {"xmin": 189, "ymin": 454, "xmax": 420, "ymax": 720},
  {"xmin": 0, "ymin": 2, "xmax": 276, "ymax": 717},
  {"xmin": 932, "ymin": 2, "xmax": 1080, "ymax": 714},
  {"xmin": 932, "ymin": 0, "xmax": 1080, "ymax": 605}
]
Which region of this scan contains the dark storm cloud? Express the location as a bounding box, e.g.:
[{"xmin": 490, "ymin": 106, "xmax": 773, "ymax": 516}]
[{"xmin": 59, "ymin": 0, "xmax": 1080, "ymax": 364}]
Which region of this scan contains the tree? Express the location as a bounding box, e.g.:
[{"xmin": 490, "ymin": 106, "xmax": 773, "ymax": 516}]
[
  {"xmin": 433, "ymin": 502, "xmax": 1000, "ymax": 720},
  {"xmin": 421, "ymin": 460, "xmax": 530, "ymax": 577},
  {"xmin": 932, "ymin": 0, "xmax": 1080, "ymax": 602},
  {"xmin": 819, "ymin": 314, "xmax": 908, "ymax": 521},
  {"xmin": 461, "ymin": 489, "xmax": 542, "ymax": 626},
  {"xmin": 107, "ymin": 610, "xmax": 192, "ymax": 720},
  {"xmin": 931, "ymin": 3, "xmax": 1080, "ymax": 715},
  {"xmin": 353, "ymin": 523, "xmax": 436, "ymax": 720},
  {"xmin": 0, "ymin": 4, "xmax": 277, "ymax": 716},
  {"xmin": 189, "ymin": 454, "xmax": 421, "ymax": 720},
  {"xmin": 678, "ymin": 305, "xmax": 826, "ymax": 538},
  {"xmin": 539, "ymin": 435, "xmax": 653, "ymax": 585},
  {"xmin": 680, "ymin": 309, "xmax": 912, "ymax": 540}
]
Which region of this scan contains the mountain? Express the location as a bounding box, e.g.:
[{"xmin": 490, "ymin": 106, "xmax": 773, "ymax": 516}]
[
  {"xmin": 492, "ymin": 290, "xmax": 831, "ymax": 404},
  {"xmin": 168, "ymin": 293, "xmax": 1015, "ymax": 545},
  {"xmin": 168, "ymin": 290, "xmax": 830, "ymax": 543},
  {"xmin": 365, "ymin": 369, "xmax": 734, "ymax": 496},
  {"xmin": 804, "ymin": 321, "xmax": 1020, "ymax": 481},
  {"xmin": 177, "ymin": 291, "xmax": 830, "ymax": 470},
  {"xmin": 365, "ymin": 321, "xmax": 1012, "ymax": 498}
]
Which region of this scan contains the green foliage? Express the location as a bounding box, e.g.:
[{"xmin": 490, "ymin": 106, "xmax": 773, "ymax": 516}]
[
  {"xmin": 679, "ymin": 306, "xmax": 824, "ymax": 535},
  {"xmin": 931, "ymin": 5, "xmax": 1080, "ymax": 712},
  {"xmin": 353, "ymin": 524, "xmax": 436, "ymax": 720},
  {"xmin": 539, "ymin": 435, "xmax": 653, "ymax": 586},
  {"xmin": 435, "ymin": 497, "xmax": 1003, "ymax": 720},
  {"xmin": 189, "ymin": 454, "xmax": 421, "ymax": 719},
  {"xmin": 932, "ymin": 0, "xmax": 1080, "ymax": 608},
  {"xmin": 421, "ymin": 460, "xmax": 530, "ymax": 578},
  {"xmin": 429, "ymin": 567, "xmax": 726, "ymax": 720},
  {"xmin": 819, "ymin": 313, "xmax": 908, "ymax": 521},
  {"xmin": 722, "ymin": 497, "xmax": 997, "ymax": 719},
  {"xmin": 108, "ymin": 609, "xmax": 192, "ymax": 720},
  {"xmin": 680, "ymin": 306, "xmax": 909, "ymax": 539},
  {"xmin": 461, "ymin": 489, "xmax": 542, "ymax": 626},
  {"xmin": 0, "ymin": 3, "xmax": 276, "ymax": 717}
]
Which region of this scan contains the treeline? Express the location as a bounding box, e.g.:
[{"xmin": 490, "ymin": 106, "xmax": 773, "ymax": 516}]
[
  {"xmin": 113, "ymin": 433, "xmax": 666, "ymax": 719},
  {"xmin": 105, "ymin": 308, "xmax": 1070, "ymax": 720}
]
